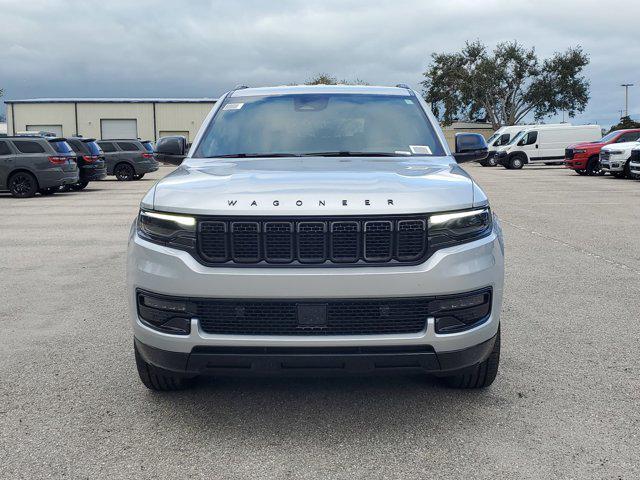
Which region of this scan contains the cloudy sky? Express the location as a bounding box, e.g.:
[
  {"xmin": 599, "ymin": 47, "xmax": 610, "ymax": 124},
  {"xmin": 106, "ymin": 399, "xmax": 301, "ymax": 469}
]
[{"xmin": 1, "ymin": 0, "xmax": 639, "ymax": 127}]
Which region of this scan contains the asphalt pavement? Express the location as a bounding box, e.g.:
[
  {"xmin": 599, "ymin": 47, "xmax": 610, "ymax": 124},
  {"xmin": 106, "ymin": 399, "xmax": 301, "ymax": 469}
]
[{"xmin": 1, "ymin": 164, "xmax": 638, "ymax": 479}]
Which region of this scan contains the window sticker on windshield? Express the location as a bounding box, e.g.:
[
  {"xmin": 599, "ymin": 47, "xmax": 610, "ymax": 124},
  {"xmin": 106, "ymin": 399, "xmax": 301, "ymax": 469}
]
[
  {"xmin": 404, "ymin": 99, "xmax": 414, "ymax": 104},
  {"xmin": 223, "ymin": 103, "xmax": 244, "ymax": 111},
  {"xmin": 410, "ymin": 145, "xmax": 432, "ymax": 154}
]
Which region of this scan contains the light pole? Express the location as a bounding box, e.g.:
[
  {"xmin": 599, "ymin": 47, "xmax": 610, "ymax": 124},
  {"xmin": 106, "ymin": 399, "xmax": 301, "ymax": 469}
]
[{"xmin": 621, "ymin": 83, "xmax": 634, "ymax": 117}]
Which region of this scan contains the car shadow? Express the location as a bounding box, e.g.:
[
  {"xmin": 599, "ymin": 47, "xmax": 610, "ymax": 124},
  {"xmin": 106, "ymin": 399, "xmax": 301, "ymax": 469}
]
[{"xmin": 134, "ymin": 374, "xmax": 505, "ymax": 440}]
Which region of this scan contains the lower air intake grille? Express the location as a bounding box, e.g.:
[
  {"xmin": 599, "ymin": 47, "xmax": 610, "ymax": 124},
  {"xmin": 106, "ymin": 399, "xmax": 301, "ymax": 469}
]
[
  {"xmin": 196, "ymin": 298, "xmax": 431, "ymax": 335},
  {"xmin": 198, "ymin": 215, "xmax": 427, "ymax": 266}
]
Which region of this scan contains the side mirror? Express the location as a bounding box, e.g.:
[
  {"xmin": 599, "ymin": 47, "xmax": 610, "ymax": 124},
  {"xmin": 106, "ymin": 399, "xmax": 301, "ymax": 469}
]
[
  {"xmin": 154, "ymin": 136, "xmax": 187, "ymax": 165},
  {"xmin": 453, "ymin": 133, "xmax": 489, "ymax": 163}
]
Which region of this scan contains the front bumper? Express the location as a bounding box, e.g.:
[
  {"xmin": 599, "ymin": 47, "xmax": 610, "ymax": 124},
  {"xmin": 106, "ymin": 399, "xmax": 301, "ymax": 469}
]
[
  {"xmin": 564, "ymin": 156, "xmax": 588, "ymax": 169},
  {"xmin": 600, "ymin": 156, "xmax": 626, "ymax": 172},
  {"xmin": 495, "ymin": 152, "xmax": 509, "ymax": 166},
  {"xmin": 135, "ymin": 333, "xmax": 498, "ymax": 375},
  {"xmin": 127, "ymin": 220, "xmax": 504, "ymax": 366}
]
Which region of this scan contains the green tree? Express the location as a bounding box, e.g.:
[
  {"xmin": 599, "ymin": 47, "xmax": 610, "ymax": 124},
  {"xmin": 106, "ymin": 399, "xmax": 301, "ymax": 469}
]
[
  {"xmin": 421, "ymin": 41, "xmax": 590, "ymax": 128},
  {"xmin": 304, "ymin": 73, "xmax": 368, "ymax": 86},
  {"xmin": 608, "ymin": 115, "xmax": 640, "ymax": 133}
]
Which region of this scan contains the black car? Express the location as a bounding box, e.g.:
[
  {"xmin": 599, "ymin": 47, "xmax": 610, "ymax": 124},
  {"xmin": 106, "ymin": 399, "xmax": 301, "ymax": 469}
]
[{"xmin": 63, "ymin": 137, "xmax": 107, "ymax": 190}]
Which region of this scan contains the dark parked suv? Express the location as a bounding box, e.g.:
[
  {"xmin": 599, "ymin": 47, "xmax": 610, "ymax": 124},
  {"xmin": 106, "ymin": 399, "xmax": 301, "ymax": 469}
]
[
  {"xmin": 64, "ymin": 137, "xmax": 107, "ymax": 190},
  {"xmin": 96, "ymin": 139, "xmax": 159, "ymax": 181},
  {"xmin": 0, "ymin": 137, "xmax": 79, "ymax": 198}
]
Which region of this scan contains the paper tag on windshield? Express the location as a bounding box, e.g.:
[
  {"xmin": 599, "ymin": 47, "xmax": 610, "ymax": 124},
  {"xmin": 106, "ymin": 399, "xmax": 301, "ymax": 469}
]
[
  {"xmin": 410, "ymin": 145, "xmax": 432, "ymax": 154},
  {"xmin": 223, "ymin": 103, "xmax": 244, "ymax": 110}
]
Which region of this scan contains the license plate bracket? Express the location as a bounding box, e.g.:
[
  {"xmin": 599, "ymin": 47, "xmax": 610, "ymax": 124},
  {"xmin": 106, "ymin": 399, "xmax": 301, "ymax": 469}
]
[{"xmin": 297, "ymin": 303, "xmax": 328, "ymax": 328}]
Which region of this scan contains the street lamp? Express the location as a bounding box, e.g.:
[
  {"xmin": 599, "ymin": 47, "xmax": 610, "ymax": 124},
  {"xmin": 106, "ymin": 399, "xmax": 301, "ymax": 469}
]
[{"xmin": 621, "ymin": 83, "xmax": 634, "ymax": 117}]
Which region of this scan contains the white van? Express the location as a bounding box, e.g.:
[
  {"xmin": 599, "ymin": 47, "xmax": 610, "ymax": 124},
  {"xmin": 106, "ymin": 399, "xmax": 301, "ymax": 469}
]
[
  {"xmin": 482, "ymin": 124, "xmax": 571, "ymax": 167},
  {"xmin": 495, "ymin": 125, "xmax": 601, "ymax": 169}
]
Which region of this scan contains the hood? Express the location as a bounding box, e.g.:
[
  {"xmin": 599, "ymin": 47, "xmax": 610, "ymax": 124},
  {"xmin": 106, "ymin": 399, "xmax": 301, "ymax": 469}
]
[
  {"xmin": 601, "ymin": 141, "xmax": 640, "ymax": 152},
  {"xmin": 568, "ymin": 141, "xmax": 604, "ymax": 149},
  {"xmin": 145, "ymin": 156, "xmax": 482, "ymax": 216}
]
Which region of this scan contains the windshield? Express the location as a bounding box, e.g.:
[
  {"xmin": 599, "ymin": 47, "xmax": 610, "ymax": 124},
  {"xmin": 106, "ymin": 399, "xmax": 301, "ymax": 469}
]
[
  {"xmin": 195, "ymin": 93, "xmax": 446, "ymax": 158},
  {"xmin": 49, "ymin": 140, "xmax": 73, "ymax": 154},
  {"xmin": 486, "ymin": 133, "xmax": 499, "ymax": 145},
  {"xmin": 142, "ymin": 141, "xmax": 154, "ymax": 153},
  {"xmin": 599, "ymin": 131, "xmax": 619, "ymax": 143},
  {"xmin": 84, "ymin": 141, "xmax": 103, "ymax": 155},
  {"xmin": 507, "ymin": 131, "xmax": 525, "ymax": 145}
]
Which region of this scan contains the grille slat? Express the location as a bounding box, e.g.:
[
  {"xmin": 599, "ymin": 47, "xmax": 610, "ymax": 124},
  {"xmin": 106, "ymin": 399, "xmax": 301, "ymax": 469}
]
[
  {"xmin": 198, "ymin": 216, "xmax": 427, "ymax": 266},
  {"xmin": 364, "ymin": 221, "xmax": 393, "ymax": 261},
  {"xmin": 231, "ymin": 222, "xmax": 261, "ymax": 262},
  {"xmin": 565, "ymin": 148, "xmax": 574, "ymax": 160}
]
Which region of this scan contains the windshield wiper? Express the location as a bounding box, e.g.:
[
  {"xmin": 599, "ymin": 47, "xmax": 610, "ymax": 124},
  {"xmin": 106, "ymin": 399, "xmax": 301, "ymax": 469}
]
[
  {"xmin": 205, "ymin": 153, "xmax": 302, "ymax": 158},
  {"xmin": 205, "ymin": 151, "xmax": 415, "ymax": 158},
  {"xmin": 300, "ymin": 151, "xmax": 412, "ymax": 157}
]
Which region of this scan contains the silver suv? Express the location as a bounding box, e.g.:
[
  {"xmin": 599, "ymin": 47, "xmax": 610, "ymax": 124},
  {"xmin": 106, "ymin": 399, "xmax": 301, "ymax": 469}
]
[
  {"xmin": 128, "ymin": 85, "xmax": 504, "ymax": 391},
  {"xmin": 0, "ymin": 136, "xmax": 79, "ymax": 197},
  {"xmin": 96, "ymin": 139, "xmax": 159, "ymax": 181}
]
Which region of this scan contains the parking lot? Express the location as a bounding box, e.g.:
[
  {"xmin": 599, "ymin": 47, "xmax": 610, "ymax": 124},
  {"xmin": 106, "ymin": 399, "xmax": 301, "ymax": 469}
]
[{"xmin": 1, "ymin": 164, "xmax": 639, "ymax": 479}]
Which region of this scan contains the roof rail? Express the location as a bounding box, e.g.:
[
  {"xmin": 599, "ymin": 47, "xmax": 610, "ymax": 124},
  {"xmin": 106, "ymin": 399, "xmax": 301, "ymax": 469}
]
[
  {"xmin": 395, "ymin": 83, "xmax": 411, "ymax": 89},
  {"xmin": 234, "ymin": 85, "xmax": 249, "ymax": 90}
]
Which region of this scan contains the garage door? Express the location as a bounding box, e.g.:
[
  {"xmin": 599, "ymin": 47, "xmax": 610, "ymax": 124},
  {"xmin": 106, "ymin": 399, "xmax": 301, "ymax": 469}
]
[
  {"xmin": 27, "ymin": 124, "xmax": 63, "ymax": 136},
  {"xmin": 101, "ymin": 119, "xmax": 138, "ymax": 140},
  {"xmin": 159, "ymin": 130, "xmax": 189, "ymax": 141}
]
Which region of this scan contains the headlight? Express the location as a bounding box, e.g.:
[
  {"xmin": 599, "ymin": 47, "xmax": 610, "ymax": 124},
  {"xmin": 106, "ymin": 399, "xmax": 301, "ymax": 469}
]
[
  {"xmin": 607, "ymin": 150, "xmax": 624, "ymax": 155},
  {"xmin": 137, "ymin": 210, "xmax": 196, "ymax": 249},
  {"xmin": 428, "ymin": 208, "xmax": 493, "ymax": 250}
]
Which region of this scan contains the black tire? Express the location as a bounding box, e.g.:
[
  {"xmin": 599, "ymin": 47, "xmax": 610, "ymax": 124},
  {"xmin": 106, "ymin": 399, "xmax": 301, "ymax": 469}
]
[
  {"xmin": 623, "ymin": 161, "xmax": 631, "ymax": 179},
  {"xmin": 575, "ymin": 169, "xmax": 587, "ymax": 176},
  {"xmin": 585, "ymin": 156, "xmax": 603, "ymax": 176},
  {"xmin": 442, "ymin": 328, "xmax": 501, "ymax": 389},
  {"xmin": 509, "ymin": 154, "xmax": 525, "ymax": 170},
  {"xmin": 114, "ymin": 163, "xmax": 135, "ymax": 181},
  {"xmin": 486, "ymin": 155, "xmax": 498, "ymax": 167},
  {"xmin": 133, "ymin": 173, "xmax": 145, "ymax": 180},
  {"xmin": 134, "ymin": 344, "xmax": 194, "ymax": 391},
  {"xmin": 70, "ymin": 180, "xmax": 89, "ymax": 191},
  {"xmin": 8, "ymin": 171, "xmax": 38, "ymax": 198}
]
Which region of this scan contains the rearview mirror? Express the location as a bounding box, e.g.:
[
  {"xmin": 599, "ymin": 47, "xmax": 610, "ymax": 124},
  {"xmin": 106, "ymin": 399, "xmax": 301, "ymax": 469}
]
[
  {"xmin": 453, "ymin": 133, "xmax": 489, "ymax": 163},
  {"xmin": 154, "ymin": 136, "xmax": 187, "ymax": 166}
]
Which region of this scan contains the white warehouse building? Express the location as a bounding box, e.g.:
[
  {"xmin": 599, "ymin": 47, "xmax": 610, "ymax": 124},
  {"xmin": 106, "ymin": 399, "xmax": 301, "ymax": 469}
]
[{"xmin": 4, "ymin": 98, "xmax": 218, "ymax": 142}]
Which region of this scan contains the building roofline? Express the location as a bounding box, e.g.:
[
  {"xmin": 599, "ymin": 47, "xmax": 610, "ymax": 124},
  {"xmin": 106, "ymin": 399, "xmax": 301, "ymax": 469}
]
[{"xmin": 4, "ymin": 97, "xmax": 218, "ymax": 105}]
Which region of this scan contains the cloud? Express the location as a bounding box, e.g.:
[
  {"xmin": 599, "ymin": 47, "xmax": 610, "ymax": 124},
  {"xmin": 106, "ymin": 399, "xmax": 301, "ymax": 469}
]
[{"xmin": 1, "ymin": 0, "xmax": 638, "ymax": 127}]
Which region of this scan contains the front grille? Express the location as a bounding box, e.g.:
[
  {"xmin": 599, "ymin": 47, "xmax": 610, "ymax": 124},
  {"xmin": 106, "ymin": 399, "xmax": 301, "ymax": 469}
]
[
  {"xmin": 198, "ymin": 216, "xmax": 427, "ymax": 266},
  {"xmin": 565, "ymin": 148, "xmax": 574, "ymax": 160},
  {"xmin": 196, "ymin": 298, "xmax": 431, "ymax": 335}
]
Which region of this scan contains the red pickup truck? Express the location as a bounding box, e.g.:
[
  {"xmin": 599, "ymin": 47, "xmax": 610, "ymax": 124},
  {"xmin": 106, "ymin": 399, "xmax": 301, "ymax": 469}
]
[{"xmin": 565, "ymin": 129, "xmax": 640, "ymax": 175}]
